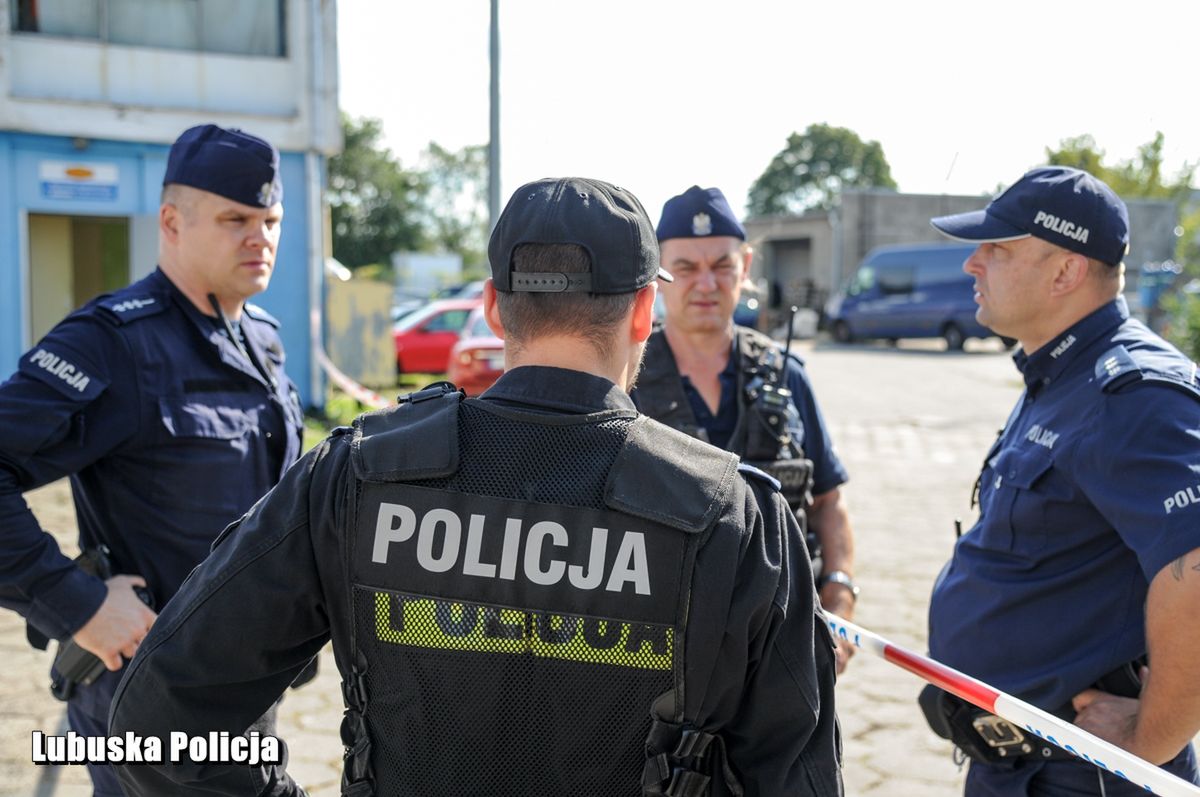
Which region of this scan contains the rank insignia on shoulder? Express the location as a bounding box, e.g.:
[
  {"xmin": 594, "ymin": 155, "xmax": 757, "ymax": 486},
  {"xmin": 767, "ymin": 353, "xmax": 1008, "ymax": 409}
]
[
  {"xmin": 1095, "ymin": 345, "xmax": 1142, "ymax": 393},
  {"xmin": 96, "ymin": 295, "xmax": 165, "ymax": 324}
]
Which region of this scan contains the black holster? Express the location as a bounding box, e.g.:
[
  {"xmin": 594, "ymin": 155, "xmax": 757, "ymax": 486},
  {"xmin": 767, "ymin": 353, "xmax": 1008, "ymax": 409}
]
[
  {"xmin": 50, "ymin": 546, "xmax": 153, "ymax": 702},
  {"xmin": 918, "ymin": 657, "xmax": 1145, "ymax": 765},
  {"xmin": 918, "ymin": 686, "xmax": 1071, "ymax": 764}
]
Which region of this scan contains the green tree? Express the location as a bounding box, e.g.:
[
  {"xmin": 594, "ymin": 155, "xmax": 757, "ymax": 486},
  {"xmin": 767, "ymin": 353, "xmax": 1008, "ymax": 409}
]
[
  {"xmin": 1046, "ymin": 132, "xmax": 1195, "ymax": 203},
  {"xmin": 1043, "ymin": 134, "xmax": 1108, "ymax": 178},
  {"xmin": 416, "ymin": 142, "xmax": 489, "ymax": 276},
  {"xmin": 327, "ymin": 114, "xmax": 426, "ymax": 269},
  {"xmin": 747, "ymin": 123, "xmax": 897, "ymax": 216}
]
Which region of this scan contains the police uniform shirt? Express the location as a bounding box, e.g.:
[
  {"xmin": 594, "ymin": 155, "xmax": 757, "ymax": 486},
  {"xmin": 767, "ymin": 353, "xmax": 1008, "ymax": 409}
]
[
  {"xmin": 928, "ymin": 297, "xmax": 1200, "ymax": 714},
  {"xmin": 109, "ymin": 366, "xmax": 842, "ymax": 797},
  {"xmin": 0, "ymin": 268, "xmax": 303, "ymax": 715},
  {"xmin": 640, "ymin": 333, "xmax": 849, "ymax": 495}
]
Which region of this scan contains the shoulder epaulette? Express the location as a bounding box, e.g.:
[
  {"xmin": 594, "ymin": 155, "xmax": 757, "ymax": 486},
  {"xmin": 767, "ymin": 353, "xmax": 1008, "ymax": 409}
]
[
  {"xmin": 737, "ymin": 462, "xmax": 782, "ymax": 492},
  {"xmin": 1095, "ymin": 345, "xmax": 1143, "ymax": 393},
  {"xmin": 94, "ymin": 294, "xmax": 168, "ymax": 325},
  {"xmin": 243, "ymin": 303, "xmax": 281, "ymax": 328},
  {"xmin": 1094, "ymin": 344, "xmax": 1200, "ymax": 402}
]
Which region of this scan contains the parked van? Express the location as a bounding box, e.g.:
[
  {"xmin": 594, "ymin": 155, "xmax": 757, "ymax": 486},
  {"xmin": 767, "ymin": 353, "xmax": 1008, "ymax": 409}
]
[{"xmin": 825, "ymin": 242, "xmax": 1005, "ymax": 350}]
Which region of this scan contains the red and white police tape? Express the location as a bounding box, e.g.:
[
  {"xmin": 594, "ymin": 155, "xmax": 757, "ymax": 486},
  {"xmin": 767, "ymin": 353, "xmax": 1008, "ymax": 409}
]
[
  {"xmin": 824, "ymin": 612, "xmax": 1200, "ymax": 797},
  {"xmin": 314, "ymin": 348, "xmax": 391, "ymax": 410}
]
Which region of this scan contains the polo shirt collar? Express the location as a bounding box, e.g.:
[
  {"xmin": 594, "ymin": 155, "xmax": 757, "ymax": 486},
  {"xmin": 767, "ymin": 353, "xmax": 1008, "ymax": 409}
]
[
  {"xmin": 1016, "ymin": 296, "xmax": 1129, "ymax": 394},
  {"xmin": 481, "ymin": 365, "xmax": 635, "ymax": 413}
]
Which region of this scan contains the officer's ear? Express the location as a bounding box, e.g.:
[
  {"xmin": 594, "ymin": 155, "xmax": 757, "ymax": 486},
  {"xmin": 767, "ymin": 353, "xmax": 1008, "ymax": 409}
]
[
  {"xmin": 630, "ymin": 283, "xmax": 657, "ymax": 343},
  {"xmin": 482, "ymin": 279, "xmax": 507, "ymax": 340},
  {"xmin": 1048, "ymin": 250, "xmax": 1090, "ymax": 297},
  {"xmin": 740, "ymin": 243, "xmax": 754, "ymax": 276},
  {"xmin": 160, "ymin": 202, "xmax": 182, "ymax": 245}
]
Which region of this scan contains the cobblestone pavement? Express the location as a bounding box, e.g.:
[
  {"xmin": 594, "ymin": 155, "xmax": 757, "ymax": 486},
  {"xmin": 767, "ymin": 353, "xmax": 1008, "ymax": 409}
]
[{"xmin": 0, "ymin": 337, "xmax": 1086, "ymax": 796}]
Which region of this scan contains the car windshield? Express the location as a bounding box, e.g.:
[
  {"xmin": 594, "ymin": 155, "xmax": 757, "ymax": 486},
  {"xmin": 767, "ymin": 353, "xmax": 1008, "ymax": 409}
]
[
  {"xmin": 392, "ymin": 304, "xmax": 437, "ymax": 332},
  {"xmin": 463, "ymin": 312, "xmax": 493, "ymax": 339}
]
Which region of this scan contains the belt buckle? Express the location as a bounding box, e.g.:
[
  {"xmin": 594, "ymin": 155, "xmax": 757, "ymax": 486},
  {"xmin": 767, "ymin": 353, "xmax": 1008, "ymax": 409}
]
[{"xmin": 971, "ymin": 714, "xmax": 1034, "ymax": 757}]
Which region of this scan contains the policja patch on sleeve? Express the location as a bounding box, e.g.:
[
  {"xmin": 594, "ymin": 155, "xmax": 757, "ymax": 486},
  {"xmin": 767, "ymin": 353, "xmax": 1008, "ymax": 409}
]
[{"xmin": 18, "ymin": 346, "xmax": 107, "ymax": 402}]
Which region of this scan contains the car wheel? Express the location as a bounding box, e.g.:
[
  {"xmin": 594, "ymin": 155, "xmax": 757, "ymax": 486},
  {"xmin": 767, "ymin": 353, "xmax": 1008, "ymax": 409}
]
[
  {"xmin": 942, "ymin": 323, "xmax": 965, "ymax": 351},
  {"xmin": 832, "ymin": 320, "xmax": 852, "ymax": 343}
]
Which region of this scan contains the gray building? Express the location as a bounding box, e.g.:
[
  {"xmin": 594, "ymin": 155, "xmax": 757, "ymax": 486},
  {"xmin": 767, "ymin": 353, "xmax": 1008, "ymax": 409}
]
[{"xmin": 745, "ymin": 189, "xmax": 1178, "ymax": 322}]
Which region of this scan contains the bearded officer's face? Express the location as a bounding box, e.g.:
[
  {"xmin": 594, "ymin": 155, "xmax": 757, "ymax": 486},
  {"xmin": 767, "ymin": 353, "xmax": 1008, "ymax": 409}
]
[{"xmin": 659, "ymin": 236, "xmax": 749, "ymax": 335}]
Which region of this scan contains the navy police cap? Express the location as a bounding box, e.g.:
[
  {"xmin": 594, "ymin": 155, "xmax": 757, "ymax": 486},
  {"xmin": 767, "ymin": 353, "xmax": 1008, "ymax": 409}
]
[
  {"xmin": 489, "ymin": 177, "xmax": 672, "ymax": 294},
  {"xmin": 931, "ymin": 166, "xmax": 1129, "ymax": 266},
  {"xmin": 163, "ymin": 124, "xmax": 282, "ymax": 208},
  {"xmin": 656, "ymin": 186, "xmax": 746, "ymax": 242}
]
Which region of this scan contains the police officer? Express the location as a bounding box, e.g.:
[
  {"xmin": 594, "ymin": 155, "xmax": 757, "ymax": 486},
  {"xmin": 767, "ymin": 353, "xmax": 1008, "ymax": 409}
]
[
  {"xmin": 924, "ymin": 166, "xmax": 1200, "ymax": 795},
  {"xmin": 109, "ymin": 177, "xmax": 843, "ymax": 796},
  {"xmin": 633, "ymin": 186, "xmax": 859, "ymax": 671},
  {"xmin": 0, "ymin": 123, "xmax": 303, "ymax": 796}
]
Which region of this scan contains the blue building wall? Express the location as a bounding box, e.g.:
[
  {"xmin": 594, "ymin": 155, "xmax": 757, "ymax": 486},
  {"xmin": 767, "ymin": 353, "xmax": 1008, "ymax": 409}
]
[{"xmin": 0, "ymin": 131, "xmax": 319, "ymax": 405}]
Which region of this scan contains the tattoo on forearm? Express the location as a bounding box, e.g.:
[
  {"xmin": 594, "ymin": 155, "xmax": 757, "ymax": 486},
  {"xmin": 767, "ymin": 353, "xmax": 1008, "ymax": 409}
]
[{"xmin": 1168, "ymin": 555, "xmax": 1200, "ymax": 581}]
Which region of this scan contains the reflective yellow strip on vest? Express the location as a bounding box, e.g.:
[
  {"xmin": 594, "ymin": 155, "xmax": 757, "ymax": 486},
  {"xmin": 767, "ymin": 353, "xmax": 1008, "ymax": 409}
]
[{"xmin": 374, "ymin": 593, "xmax": 672, "ymax": 671}]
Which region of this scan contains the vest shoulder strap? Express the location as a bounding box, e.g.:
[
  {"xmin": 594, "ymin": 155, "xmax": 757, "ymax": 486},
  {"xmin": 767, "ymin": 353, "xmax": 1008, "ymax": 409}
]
[
  {"xmin": 351, "ymin": 385, "xmax": 463, "ymax": 481},
  {"xmin": 605, "ymin": 415, "xmax": 740, "ymax": 534},
  {"xmin": 738, "ymin": 325, "xmax": 794, "ymax": 377}
]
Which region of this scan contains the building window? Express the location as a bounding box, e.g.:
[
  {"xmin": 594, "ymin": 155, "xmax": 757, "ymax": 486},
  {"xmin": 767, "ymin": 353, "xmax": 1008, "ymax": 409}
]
[{"xmin": 12, "ymin": 0, "xmax": 286, "ymax": 58}]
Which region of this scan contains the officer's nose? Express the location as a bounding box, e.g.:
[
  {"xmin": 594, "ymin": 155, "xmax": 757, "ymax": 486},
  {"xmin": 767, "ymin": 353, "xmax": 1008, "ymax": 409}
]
[
  {"xmin": 963, "ymin": 246, "xmax": 986, "ymax": 277},
  {"xmin": 695, "ymin": 267, "xmax": 718, "ymax": 291},
  {"xmin": 246, "ymin": 223, "xmax": 274, "ymax": 251}
]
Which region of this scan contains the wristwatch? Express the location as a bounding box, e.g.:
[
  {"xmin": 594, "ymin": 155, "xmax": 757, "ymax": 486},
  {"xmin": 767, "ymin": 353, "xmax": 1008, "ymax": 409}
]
[{"xmin": 819, "ymin": 570, "xmax": 860, "ymax": 600}]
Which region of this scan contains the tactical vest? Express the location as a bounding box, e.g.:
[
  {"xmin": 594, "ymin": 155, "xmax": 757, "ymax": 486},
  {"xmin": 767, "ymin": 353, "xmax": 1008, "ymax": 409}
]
[
  {"xmin": 339, "ymin": 385, "xmax": 740, "ymax": 797},
  {"xmin": 638, "ymin": 327, "xmax": 815, "ymax": 511}
]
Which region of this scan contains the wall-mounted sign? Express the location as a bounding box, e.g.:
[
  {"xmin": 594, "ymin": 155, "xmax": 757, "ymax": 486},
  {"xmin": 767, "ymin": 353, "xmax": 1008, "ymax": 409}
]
[{"xmin": 39, "ymin": 160, "xmax": 119, "ymax": 201}]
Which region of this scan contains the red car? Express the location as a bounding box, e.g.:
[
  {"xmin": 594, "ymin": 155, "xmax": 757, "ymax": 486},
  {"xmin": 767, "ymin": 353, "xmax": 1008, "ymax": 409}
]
[
  {"xmin": 446, "ymin": 306, "xmax": 504, "ymax": 395},
  {"xmin": 393, "ymin": 298, "xmax": 481, "ymax": 373}
]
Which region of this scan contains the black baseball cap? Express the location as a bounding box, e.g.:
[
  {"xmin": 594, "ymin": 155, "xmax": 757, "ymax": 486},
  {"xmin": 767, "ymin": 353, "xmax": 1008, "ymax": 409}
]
[
  {"xmin": 931, "ymin": 166, "xmax": 1129, "ymax": 265},
  {"xmin": 488, "ymin": 177, "xmax": 672, "ymax": 293},
  {"xmin": 656, "ymin": 185, "xmax": 746, "ymax": 241},
  {"xmin": 163, "ymin": 124, "xmax": 282, "ymax": 208}
]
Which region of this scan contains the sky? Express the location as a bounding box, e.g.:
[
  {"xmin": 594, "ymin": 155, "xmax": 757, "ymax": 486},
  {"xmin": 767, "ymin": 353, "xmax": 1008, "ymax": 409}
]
[{"xmin": 337, "ymin": 0, "xmax": 1199, "ymax": 221}]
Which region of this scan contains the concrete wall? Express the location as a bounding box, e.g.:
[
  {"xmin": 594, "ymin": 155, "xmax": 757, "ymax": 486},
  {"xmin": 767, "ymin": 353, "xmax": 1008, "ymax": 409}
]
[{"xmin": 326, "ymin": 278, "xmax": 393, "ymax": 387}]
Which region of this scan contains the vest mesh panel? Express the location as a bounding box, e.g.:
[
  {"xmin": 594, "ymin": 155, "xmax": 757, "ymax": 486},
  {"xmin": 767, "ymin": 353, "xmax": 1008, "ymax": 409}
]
[{"xmin": 354, "ymin": 402, "xmax": 675, "ymax": 796}]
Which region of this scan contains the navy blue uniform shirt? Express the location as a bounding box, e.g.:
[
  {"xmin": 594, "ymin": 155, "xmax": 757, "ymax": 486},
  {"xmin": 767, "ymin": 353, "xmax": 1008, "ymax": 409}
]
[
  {"xmin": 929, "ymin": 297, "xmax": 1200, "ymax": 712},
  {"xmin": 0, "ymin": 268, "xmax": 303, "ymax": 715},
  {"xmin": 680, "ymin": 336, "xmax": 848, "ymax": 495}
]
